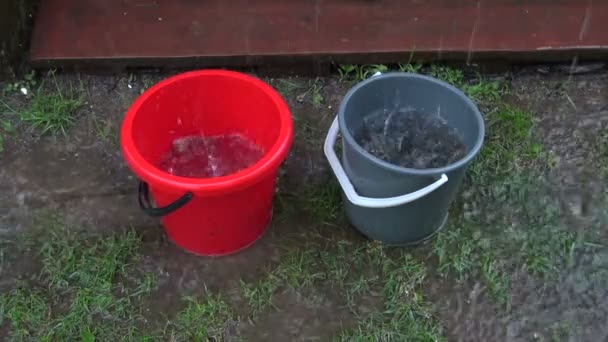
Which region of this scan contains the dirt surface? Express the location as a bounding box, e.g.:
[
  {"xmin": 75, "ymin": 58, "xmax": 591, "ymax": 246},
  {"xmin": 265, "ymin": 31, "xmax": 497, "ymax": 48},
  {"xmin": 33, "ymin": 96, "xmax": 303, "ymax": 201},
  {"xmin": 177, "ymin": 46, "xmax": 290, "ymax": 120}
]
[
  {"xmin": 1, "ymin": 66, "xmax": 607, "ymax": 341},
  {"xmin": 356, "ymin": 108, "xmax": 467, "ymax": 169}
]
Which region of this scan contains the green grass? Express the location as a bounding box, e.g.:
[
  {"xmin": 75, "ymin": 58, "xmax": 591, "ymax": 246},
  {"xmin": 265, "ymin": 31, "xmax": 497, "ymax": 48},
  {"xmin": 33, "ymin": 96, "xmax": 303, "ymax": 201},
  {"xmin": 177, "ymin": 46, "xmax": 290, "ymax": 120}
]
[
  {"xmin": 550, "ymin": 321, "xmax": 575, "ymax": 342},
  {"xmin": 0, "ymin": 99, "xmax": 17, "ymax": 153},
  {"xmin": 241, "ymin": 277, "xmax": 279, "ymax": 316},
  {"xmin": 302, "ymin": 180, "xmax": 343, "ymax": 225},
  {"xmin": 431, "ymin": 221, "xmax": 511, "ymax": 305},
  {"xmin": 398, "ymin": 62, "xmax": 424, "ymax": 74},
  {"xmin": 338, "ymin": 64, "xmax": 388, "ymax": 82},
  {"xmin": 0, "ymin": 215, "xmax": 155, "ymax": 341},
  {"xmin": 2, "ymin": 71, "xmax": 37, "ymax": 95},
  {"xmin": 94, "ymin": 118, "xmax": 117, "ymax": 144},
  {"xmin": 239, "ymin": 248, "xmax": 324, "ymax": 318},
  {"xmin": 292, "ymin": 113, "xmax": 325, "ymax": 146},
  {"xmin": 272, "ymin": 78, "xmax": 308, "ymax": 98},
  {"xmin": 470, "ymin": 105, "xmax": 541, "ymax": 186},
  {"xmin": 433, "ymin": 229, "xmax": 476, "ymax": 282},
  {"xmin": 300, "ymin": 78, "xmax": 325, "ymax": 108},
  {"xmin": 20, "ymin": 91, "xmax": 83, "ymax": 136},
  {"xmin": 274, "ymin": 249, "xmax": 325, "ymax": 289},
  {"xmin": 429, "ymin": 65, "xmax": 465, "ymax": 87},
  {"xmin": 594, "ymin": 130, "xmax": 608, "ymax": 179},
  {"xmin": 273, "ymin": 77, "xmax": 325, "ymax": 108},
  {"xmin": 337, "ymin": 252, "xmax": 445, "ymax": 342},
  {"xmin": 480, "ymin": 255, "xmax": 510, "ymax": 305},
  {"xmin": 238, "ymin": 241, "xmax": 446, "ymax": 340},
  {"xmin": 9, "ymin": 72, "xmax": 83, "ymax": 136},
  {"xmin": 337, "ymin": 63, "xmax": 503, "ymax": 105},
  {"xmin": 169, "ymin": 295, "xmax": 236, "ymax": 341},
  {"xmin": 425, "ymin": 73, "xmax": 580, "ymax": 305},
  {"xmin": 0, "ymin": 288, "xmax": 51, "ymax": 341}
]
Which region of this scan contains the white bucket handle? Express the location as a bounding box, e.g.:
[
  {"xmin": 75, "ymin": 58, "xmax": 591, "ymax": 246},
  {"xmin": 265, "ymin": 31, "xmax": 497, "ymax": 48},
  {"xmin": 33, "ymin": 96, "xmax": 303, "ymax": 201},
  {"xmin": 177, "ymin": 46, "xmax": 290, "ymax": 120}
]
[{"xmin": 324, "ymin": 117, "xmax": 448, "ymax": 208}]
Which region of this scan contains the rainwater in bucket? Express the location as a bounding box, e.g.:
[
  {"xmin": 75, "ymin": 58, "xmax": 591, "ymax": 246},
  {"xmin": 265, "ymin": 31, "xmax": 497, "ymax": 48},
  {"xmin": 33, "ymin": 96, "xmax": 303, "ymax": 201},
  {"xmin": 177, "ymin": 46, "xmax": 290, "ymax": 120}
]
[{"xmin": 325, "ymin": 72, "xmax": 485, "ymax": 245}]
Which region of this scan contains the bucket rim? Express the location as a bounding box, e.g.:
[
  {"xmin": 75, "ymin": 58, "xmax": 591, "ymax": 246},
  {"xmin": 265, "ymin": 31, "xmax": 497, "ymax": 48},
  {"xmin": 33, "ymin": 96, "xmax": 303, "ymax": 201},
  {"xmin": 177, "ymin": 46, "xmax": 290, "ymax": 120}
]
[
  {"xmin": 338, "ymin": 72, "xmax": 485, "ymax": 175},
  {"xmin": 121, "ymin": 69, "xmax": 293, "ymax": 194}
]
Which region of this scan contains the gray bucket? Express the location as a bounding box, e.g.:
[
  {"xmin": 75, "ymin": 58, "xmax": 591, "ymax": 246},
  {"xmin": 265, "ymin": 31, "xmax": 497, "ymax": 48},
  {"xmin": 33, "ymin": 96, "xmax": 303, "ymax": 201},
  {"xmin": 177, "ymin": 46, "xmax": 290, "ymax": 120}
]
[{"xmin": 324, "ymin": 72, "xmax": 485, "ymax": 245}]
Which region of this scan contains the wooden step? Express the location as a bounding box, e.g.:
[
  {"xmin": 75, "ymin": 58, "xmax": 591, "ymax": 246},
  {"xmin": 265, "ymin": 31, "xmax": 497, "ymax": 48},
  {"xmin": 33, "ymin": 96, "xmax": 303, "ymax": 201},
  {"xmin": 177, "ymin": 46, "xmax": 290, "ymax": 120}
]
[{"xmin": 30, "ymin": 0, "xmax": 608, "ymax": 68}]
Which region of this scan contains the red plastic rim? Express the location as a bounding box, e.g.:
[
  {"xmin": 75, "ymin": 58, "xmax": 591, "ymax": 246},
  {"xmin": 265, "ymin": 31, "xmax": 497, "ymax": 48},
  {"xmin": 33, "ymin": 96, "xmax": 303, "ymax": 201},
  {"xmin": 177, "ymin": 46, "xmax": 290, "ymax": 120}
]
[{"xmin": 121, "ymin": 70, "xmax": 293, "ymax": 195}]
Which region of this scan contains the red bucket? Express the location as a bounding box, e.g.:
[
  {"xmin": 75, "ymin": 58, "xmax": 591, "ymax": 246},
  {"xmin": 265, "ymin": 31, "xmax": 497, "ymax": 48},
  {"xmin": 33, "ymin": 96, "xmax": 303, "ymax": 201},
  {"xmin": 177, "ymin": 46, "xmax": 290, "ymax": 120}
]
[{"xmin": 121, "ymin": 70, "xmax": 293, "ymax": 256}]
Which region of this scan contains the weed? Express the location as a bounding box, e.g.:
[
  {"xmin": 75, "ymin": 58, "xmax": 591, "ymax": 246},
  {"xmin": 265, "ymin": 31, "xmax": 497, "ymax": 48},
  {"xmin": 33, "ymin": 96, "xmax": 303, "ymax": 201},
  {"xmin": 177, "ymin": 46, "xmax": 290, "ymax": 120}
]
[
  {"xmin": 382, "ymin": 254, "xmax": 427, "ymax": 308},
  {"xmin": 94, "ymin": 118, "xmax": 120, "ymax": 148},
  {"xmin": 431, "ymin": 220, "xmax": 512, "ymax": 305},
  {"xmin": 434, "ymin": 230, "xmax": 476, "ymax": 282},
  {"xmin": 338, "ymin": 252, "xmax": 445, "ymax": 342},
  {"xmin": 274, "ymin": 189, "xmax": 298, "ymax": 224},
  {"xmin": 13, "ymin": 72, "xmax": 84, "ymax": 135},
  {"xmin": 302, "ymin": 180, "xmax": 343, "ymax": 224},
  {"xmin": 273, "ymin": 78, "xmax": 308, "ymax": 99},
  {"xmin": 550, "ymin": 321, "xmax": 574, "ymax": 342},
  {"xmin": 2, "ymin": 70, "xmax": 37, "ymax": 95},
  {"xmin": 241, "ymin": 277, "xmax": 279, "ymax": 316},
  {"xmin": 469, "ymin": 105, "xmax": 538, "ymax": 186},
  {"xmin": 426, "ymin": 65, "xmax": 504, "ymax": 104},
  {"xmin": 293, "ymin": 114, "xmax": 324, "ymax": 148},
  {"xmin": 429, "ymin": 65, "xmax": 465, "ymax": 86},
  {"xmin": 521, "ymin": 229, "xmax": 577, "ymax": 277},
  {"xmin": 171, "ymin": 295, "xmax": 236, "ymax": 341},
  {"xmin": 338, "ymin": 64, "xmax": 388, "ymax": 82},
  {"xmin": 20, "ymin": 92, "xmax": 82, "ymax": 135},
  {"xmin": 465, "ymin": 77, "xmax": 503, "ymax": 103},
  {"xmin": 1, "ymin": 214, "xmax": 155, "ymax": 340},
  {"xmin": 594, "ymin": 130, "xmax": 608, "ymax": 179},
  {"xmin": 398, "ymin": 62, "xmax": 424, "ymax": 74},
  {"xmin": 0, "ymin": 99, "xmax": 17, "ymax": 152},
  {"xmin": 344, "ymin": 274, "xmax": 378, "ymax": 309},
  {"xmin": 480, "ymin": 255, "xmax": 510, "ymax": 304},
  {"xmin": 275, "ymin": 249, "xmax": 323, "ymax": 289},
  {"xmin": 0, "ymin": 288, "xmax": 51, "ymax": 341},
  {"xmin": 39, "ymin": 223, "xmax": 140, "ymax": 292},
  {"xmin": 239, "ymin": 248, "xmax": 324, "ymax": 317},
  {"xmin": 294, "ymin": 78, "xmax": 325, "ymax": 108}
]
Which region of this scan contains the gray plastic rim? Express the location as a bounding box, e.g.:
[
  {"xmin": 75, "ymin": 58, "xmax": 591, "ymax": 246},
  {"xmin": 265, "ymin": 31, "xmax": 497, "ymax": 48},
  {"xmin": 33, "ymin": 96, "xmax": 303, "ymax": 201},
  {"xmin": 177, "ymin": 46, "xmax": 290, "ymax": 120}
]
[{"xmin": 337, "ymin": 72, "xmax": 485, "ymax": 176}]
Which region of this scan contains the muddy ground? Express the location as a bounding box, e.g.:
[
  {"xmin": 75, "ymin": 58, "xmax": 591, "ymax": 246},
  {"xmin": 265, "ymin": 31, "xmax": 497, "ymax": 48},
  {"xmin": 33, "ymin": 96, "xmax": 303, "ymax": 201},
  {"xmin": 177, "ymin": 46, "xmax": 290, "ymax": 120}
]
[{"xmin": 0, "ymin": 65, "xmax": 607, "ymax": 341}]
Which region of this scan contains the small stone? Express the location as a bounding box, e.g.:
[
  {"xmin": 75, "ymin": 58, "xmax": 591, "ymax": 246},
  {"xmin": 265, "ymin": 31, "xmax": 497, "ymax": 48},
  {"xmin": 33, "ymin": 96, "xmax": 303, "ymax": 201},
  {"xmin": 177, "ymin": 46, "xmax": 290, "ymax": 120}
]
[{"xmin": 565, "ymin": 192, "xmax": 584, "ymax": 217}]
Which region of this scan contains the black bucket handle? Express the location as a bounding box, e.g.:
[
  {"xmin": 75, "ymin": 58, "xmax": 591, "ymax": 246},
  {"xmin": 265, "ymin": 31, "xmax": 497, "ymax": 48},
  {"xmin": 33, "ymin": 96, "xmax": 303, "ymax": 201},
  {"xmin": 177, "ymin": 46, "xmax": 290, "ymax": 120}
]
[{"xmin": 138, "ymin": 181, "xmax": 193, "ymax": 217}]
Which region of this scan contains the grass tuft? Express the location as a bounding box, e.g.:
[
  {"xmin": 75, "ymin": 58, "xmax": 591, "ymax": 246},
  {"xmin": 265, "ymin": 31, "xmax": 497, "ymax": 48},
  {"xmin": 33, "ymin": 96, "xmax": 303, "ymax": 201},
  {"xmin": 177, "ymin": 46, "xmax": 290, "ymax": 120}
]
[
  {"xmin": 0, "ymin": 289, "xmax": 51, "ymax": 341},
  {"xmin": 275, "ymin": 249, "xmax": 324, "ymax": 289},
  {"xmin": 338, "ymin": 251, "xmax": 445, "ymax": 342},
  {"xmin": 1, "ymin": 214, "xmax": 155, "ymax": 341},
  {"xmin": 170, "ymin": 295, "xmax": 236, "ymax": 341},
  {"xmin": 240, "ymin": 277, "xmax": 279, "ymax": 316},
  {"xmin": 338, "ymin": 64, "xmax": 388, "ymax": 82},
  {"xmin": 13, "ymin": 72, "xmax": 84, "ymax": 136},
  {"xmin": 470, "ymin": 105, "xmax": 540, "ymax": 186},
  {"xmin": 594, "ymin": 130, "xmax": 608, "ymax": 179},
  {"xmin": 302, "ymin": 180, "xmax": 343, "ymax": 224},
  {"xmin": 20, "ymin": 91, "xmax": 82, "ymax": 135}
]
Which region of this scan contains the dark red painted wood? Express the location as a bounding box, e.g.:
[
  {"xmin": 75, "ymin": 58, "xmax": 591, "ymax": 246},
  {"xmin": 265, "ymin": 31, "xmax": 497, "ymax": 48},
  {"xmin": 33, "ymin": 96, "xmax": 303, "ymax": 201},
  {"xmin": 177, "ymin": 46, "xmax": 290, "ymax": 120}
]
[{"xmin": 30, "ymin": 0, "xmax": 608, "ymax": 66}]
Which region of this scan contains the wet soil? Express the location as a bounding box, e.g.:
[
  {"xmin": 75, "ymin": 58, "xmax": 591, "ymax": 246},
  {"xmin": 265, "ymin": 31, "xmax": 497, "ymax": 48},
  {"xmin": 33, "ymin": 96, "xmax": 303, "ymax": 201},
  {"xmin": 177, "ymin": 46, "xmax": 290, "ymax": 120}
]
[
  {"xmin": 1, "ymin": 68, "xmax": 607, "ymax": 341},
  {"xmin": 356, "ymin": 108, "xmax": 467, "ymax": 169}
]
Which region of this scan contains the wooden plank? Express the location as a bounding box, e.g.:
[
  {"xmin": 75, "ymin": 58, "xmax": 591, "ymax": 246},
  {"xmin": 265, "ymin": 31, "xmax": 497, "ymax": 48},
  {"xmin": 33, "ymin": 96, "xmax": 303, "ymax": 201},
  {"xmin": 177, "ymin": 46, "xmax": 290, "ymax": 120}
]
[{"xmin": 30, "ymin": 0, "xmax": 608, "ymax": 67}]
